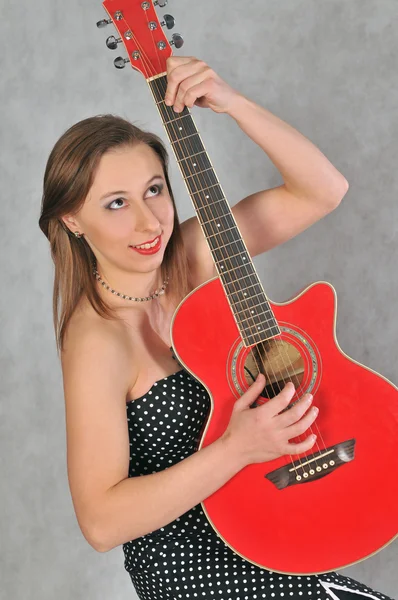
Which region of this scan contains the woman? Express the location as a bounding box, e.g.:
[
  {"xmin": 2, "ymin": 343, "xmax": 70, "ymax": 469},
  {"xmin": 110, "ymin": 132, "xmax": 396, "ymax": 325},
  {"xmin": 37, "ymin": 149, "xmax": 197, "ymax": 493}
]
[{"xmin": 38, "ymin": 57, "xmax": 394, "ymax": 599}]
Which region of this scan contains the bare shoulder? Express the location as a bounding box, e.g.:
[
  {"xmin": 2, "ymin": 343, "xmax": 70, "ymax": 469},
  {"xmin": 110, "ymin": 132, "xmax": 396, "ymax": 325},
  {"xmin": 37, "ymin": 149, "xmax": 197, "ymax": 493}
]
[
  {"xmin": 180, "ymin": 216, "xmax": 217, "ymax": 285},
  {"xmin": 61, "ymin": 303, "xmax": 137, "ymax": 405}
]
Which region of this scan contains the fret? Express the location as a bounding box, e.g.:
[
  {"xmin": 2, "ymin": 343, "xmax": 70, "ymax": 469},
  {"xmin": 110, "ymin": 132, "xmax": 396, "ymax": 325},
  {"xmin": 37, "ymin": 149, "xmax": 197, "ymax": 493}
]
[
  {"xmin": 223, "ymin": 274, "xmax": 260, "ymax": 292},
  {"xmin": 195, "ymin": 196, "xmax": 227, "ymax": 214},
  {"xmin": 184, "ymin": 169, "xmax": 219, "ymax": 196},
  {"xmin": 206, "ymin": 234, "xmax": 246, "ymax": 254},
  {"xmin": 185, "ymin": 166, "xmax": 215, "ymax": 180},
  {"xmin": 244, "ymin": 325, "xmax": 282, "ymax": 345},
  {"xmin": 201, "ymin": 213, "xmax": 236, "ymax": 234},
  {"xmin": 215, "ymin": 254, "xmax": 251, "ymax": 274},
  {"xmin": 170, "ymin": 132, "xmax": 201, "ymax": 145},
  {"xmin": 230, "ymin": 294, "xmax": 269, "ymax": 313},
  {"xmin": 203, "ymin": 224, "xmax": 238, "ymax": 240},
  {"xmin": 201, "ymin": 211, "xmax": 235, "ymax": 227},
  {"xmin": 172, "ymin": 136, "xmax": 206, "ymax": 163},
  {"xmin": 219, "ymin": 263, "xmax": 255, "ymax": 277},
  {"xmin": 157, "ymin": 102, "xmax": 191, "ymax": 124},
  {"xmin": 176, "ymin": 150, "xmax": 208, "ymax": 163},
  {"xmin": 191, "ymin": 183, "xmax": 223, "ymax": 197},
  {"xmin": 229, "ymin": 287, "xmax": 273, "ymax": 309},
  {"xmin": 212, "ymin": 239, "xmax": 247, "ymax": 263},
  {"xmin": 219, "ymin": 266, "xmax": 257, "ymax": 285},
  {"xmin": 236, "ymin": 307, "xmax": 276, "ymax": 327},
  {"xmin": 241, "ymin": 316, "xmax": 279, "ymax": 337},
  {"xmin": 164, "ymin": 113, "xmax": 192, "ymax": 126},
  {"xmin": 198, "ymin": 200, "xmax": 231, "ymax": 221},
  {"xmin": 214, "ymin": 249, "xmax": 251, "ymax": 263},
  {"xmin": 164, "ymin": 116, "xmax": 198, "ymax": 142},
  {"xmin": 178, "ymin": 153, "xmax": 212, "ymax": 179}
]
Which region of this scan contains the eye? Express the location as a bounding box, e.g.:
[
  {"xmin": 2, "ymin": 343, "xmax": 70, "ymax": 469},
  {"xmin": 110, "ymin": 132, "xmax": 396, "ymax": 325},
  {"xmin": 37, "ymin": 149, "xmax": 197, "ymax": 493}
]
[
  {"xmin": 107, "ymin": 198, "xmax": 126, "ymax": 210},
  {"xmin": 106, "ymin": 184, "xmax": 163, "ymax": 210},
  {"xmin": 146, "ymin": 183, "xmax": 163, "ymax": 198}
]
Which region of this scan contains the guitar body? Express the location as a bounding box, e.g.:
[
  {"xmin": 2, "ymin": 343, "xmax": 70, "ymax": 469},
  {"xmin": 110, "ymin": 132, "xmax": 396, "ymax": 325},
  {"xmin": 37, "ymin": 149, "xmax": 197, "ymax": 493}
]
[{"xmin": 170, "ymin": 278, "xmax": 398, "ymax": 574}]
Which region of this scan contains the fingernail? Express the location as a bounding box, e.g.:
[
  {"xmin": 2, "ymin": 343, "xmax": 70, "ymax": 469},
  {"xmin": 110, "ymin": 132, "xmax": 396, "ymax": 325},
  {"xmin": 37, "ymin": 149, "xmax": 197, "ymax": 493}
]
[
  {"xmin": 312, "ymin": 406, "xmax": 319, "ymax": 415},
  {"xmin": 306, "ymin": 394, "xmax": 313, "ymax": 403},
  {"xmin": 165, "ymin": 98, "xmax": 171, "ymax": 105}
]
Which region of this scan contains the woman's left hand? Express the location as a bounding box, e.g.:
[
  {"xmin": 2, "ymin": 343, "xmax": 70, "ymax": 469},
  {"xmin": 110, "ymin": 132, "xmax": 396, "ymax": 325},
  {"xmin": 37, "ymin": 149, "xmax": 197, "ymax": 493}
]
[{"xmin": 164, "ymin": 56, "xmax": 242, "ymax": 115}]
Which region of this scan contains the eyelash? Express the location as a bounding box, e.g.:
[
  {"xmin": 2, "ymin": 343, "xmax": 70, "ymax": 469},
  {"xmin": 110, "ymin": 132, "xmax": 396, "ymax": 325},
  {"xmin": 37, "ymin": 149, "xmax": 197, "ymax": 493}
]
[{"xmin": 106, "ymin": 184, "xmax": 164, "ymax": 210}]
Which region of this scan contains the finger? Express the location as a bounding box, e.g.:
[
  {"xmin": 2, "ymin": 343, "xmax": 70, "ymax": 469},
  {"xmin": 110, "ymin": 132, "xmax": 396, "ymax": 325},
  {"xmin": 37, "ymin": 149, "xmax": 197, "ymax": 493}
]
[
  {"xmin": 262, "ymin": 382, "xmax": 296, "ymax": 417},
  {"xmin": 172, "ymin": 72, "xmax": 210, "ymax": 112},
  {"xmin": 277, "ymin": 393, "xmax": 313, "ymax": 428},
  {"xmin": 233, "ymin": 373, "xmax": 266, "ymax": 412},
  {"xmin": 285, "ymin": 433, "xmax": 317, "ymax": 455},
  {"xmin": 285, "ymin": 405, "xmax": 319, "ymax": 439},
  {"xmin": 165, "ymin": 59, "xmax": 207, "ymax": 106}
]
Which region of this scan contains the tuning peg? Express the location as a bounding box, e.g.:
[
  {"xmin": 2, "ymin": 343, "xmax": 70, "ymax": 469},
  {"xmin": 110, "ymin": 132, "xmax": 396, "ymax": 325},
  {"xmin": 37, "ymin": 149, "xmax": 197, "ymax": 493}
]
[
  {"xmin": 114, "ymin": 56, "xmax": 130, "ymax": 69},
  {"xmin": 96, "ymin": 18, "xmax": 112, "ymax": 28},
  {"xmin": 154, "ymin": 0, "xmax": 168, "ymax": 6},
  {"xmin": 161, "ymin": 14, "xmax": 175, "ymax": 30},
  {"xmin": 106, "ymin": 35, "xmax": 122, "ymax": 50},
  {"xmin": 169, "ymin": 33, "xmax": 184, "ymax": 49}
]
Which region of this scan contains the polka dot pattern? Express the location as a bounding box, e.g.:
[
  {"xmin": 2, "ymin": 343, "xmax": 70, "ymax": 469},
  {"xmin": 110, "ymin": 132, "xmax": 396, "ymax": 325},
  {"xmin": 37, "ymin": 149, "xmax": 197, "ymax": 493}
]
[{"xmin": 122, "ymin": 369, "xmax": 394, "ymax": 600}]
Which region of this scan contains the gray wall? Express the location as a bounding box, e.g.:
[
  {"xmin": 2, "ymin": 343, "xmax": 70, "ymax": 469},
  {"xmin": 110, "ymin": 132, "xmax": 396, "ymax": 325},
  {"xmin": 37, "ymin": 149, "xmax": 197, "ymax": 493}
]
[{"xmin": 1, "ymin": 0, "xmax": 396, "ymax": 598}]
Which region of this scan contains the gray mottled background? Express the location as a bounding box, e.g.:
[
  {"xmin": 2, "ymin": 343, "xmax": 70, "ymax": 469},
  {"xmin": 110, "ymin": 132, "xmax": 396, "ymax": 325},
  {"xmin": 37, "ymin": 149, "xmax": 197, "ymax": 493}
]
[{"xmin": 1, "ymin": 0, "xmax": 397, "ymax": 598}]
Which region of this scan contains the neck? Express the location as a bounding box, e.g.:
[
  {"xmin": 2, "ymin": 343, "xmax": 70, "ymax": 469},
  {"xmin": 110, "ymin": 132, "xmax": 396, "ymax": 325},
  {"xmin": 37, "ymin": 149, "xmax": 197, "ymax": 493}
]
[{"xmin": 94, "ymin": 266, "xmax": 167, "ymax": 309}]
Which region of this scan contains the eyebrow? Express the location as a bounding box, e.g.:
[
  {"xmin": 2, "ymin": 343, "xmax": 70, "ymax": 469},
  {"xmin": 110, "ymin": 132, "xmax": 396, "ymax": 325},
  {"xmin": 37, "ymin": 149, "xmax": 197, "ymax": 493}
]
[{"xmin": 99, "ymin": 175, "xmax": 164, "ymax": 201}]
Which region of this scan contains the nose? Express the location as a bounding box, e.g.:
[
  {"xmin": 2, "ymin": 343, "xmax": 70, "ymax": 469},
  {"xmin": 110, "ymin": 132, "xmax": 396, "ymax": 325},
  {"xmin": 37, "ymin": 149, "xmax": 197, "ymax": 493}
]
[{"xmin": 134, "ymin": 201, "xmax": 161, "ymax": 233}]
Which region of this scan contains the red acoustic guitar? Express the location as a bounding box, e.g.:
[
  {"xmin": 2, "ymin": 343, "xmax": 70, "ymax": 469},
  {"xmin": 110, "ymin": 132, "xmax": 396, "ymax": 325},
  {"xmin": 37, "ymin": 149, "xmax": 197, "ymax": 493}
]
[{"xmin": 98, "ymin": 0, "xmax": 398, "ymax": 574}]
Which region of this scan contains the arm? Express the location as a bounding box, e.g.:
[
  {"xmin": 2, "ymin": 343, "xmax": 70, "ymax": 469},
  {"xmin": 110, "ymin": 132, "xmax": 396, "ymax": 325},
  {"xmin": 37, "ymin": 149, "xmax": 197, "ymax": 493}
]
[
  {"xmin": 100, "ymin": 431, "xmax": 243, "ymax": 552},
  {"xmin": 62, "ymin": 322, "xmax": 244, "ymax": 554},
  {"xmin": 226, "ymin": 94, "xmax": 349, "ymax": 205}
]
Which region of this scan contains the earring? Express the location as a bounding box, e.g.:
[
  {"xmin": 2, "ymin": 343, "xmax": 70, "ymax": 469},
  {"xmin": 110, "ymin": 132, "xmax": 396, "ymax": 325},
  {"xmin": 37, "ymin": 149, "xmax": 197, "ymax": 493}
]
[{"xmin": 74, "ymin": 231, "xmax": 83, "ymax": 238}]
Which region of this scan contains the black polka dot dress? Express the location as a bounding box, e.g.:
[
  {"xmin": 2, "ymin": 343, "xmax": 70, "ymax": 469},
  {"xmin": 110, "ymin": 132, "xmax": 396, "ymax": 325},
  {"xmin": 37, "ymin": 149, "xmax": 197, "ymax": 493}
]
[{"xmin": 123, "ymin": 368, "xmax": 395, "ymax": 600}]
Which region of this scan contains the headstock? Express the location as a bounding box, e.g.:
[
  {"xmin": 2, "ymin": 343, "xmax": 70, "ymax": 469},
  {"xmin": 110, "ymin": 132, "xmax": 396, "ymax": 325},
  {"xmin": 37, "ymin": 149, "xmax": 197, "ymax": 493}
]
[{"xmin": 97, "ymin": 0, "xmax": 184, "ymax": 78}]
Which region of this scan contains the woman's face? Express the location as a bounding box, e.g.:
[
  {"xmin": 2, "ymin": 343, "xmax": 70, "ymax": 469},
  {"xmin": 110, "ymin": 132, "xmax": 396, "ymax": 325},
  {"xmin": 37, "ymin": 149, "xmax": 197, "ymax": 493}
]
[{"xmin": 63, "ymin": 143, "xmax": 175, "ymax": 276}]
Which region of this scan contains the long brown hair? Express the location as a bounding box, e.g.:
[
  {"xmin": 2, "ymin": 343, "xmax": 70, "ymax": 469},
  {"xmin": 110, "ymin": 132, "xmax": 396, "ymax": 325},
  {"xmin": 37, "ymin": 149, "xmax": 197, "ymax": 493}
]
[{"xmin": 39, "ymin": 114, "xmax": 191, "ymax": 354}]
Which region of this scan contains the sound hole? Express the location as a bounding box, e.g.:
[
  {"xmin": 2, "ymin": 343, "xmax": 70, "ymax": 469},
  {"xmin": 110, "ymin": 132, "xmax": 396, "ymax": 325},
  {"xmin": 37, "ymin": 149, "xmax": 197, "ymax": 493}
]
[{"xmin": 243, "ymin": 339, "xmax": 304, "ymax": 401}]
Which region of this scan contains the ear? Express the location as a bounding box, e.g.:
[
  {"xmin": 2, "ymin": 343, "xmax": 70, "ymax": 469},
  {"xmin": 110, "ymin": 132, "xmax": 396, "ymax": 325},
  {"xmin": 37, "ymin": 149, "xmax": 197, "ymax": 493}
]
[{"xmin": 61, "ymin": 214, "xmax": 81, "ymax": 234}]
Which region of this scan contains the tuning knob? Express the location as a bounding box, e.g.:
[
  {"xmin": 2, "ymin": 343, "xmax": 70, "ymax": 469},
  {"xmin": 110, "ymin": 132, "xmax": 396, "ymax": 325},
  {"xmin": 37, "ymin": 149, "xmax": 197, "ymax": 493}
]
[
  {"xmin": 170, "ymin": 33, "xmax": 184, "ymax": 49},
  {"xmin": 114, "ymin": 56, "xmax": 130, "ymax": 69},
  {"xmin": 96, "ymin": 18, "xmax": 112, "ymax": 28},
  {"xmin": 154, "ymin": 0, "xmax": 168, "ymax": 6},
  {"xmin": 106, "ymin": 35, "xmax": 122, "ymax": 50},
  {"xmin": 161, "ymin": 14, "xmax": 175, "ymax": 30}
]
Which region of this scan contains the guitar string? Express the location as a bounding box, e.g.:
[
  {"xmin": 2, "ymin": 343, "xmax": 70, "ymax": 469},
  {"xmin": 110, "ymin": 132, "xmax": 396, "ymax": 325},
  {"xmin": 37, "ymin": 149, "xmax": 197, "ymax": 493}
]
[
  {"xmin": 120, "ymin": 17, "xmax": 324, "ymax": 475},
  {"xmin": 121, "ymin": 31, "xmax": 320, "ymax": 474},
  {"xmin": 135, "ymin": 34, "xmax": 315, "ymax": 473},
  {"xmin": 150, "ymin": 75, "xmax": 323, "ymax": 473},
  {"xmin": 149, "ymin": 74, "xmax": 325, "ymax": 469}
]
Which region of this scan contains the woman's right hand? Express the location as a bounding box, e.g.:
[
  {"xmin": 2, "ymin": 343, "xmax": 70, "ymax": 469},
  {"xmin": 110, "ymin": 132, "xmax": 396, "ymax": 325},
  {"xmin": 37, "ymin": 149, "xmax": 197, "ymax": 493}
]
[{"xmin": 221, "ymin": 374, "xmax": 319, "ymax": 466}]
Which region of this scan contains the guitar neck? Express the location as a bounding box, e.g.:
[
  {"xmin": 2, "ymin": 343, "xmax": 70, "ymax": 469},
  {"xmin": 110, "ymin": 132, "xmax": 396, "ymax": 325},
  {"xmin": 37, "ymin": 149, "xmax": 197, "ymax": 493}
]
[{"xmin": 148, "ymin": 73, "xmax": 280, "ymax": 346}]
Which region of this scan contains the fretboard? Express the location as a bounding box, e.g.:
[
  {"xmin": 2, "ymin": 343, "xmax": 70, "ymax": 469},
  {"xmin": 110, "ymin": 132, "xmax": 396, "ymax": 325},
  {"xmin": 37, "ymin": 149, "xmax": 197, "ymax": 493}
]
[{"xmin": 148, "ymin": 73, "xmax": 280, "ymax": 346}]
